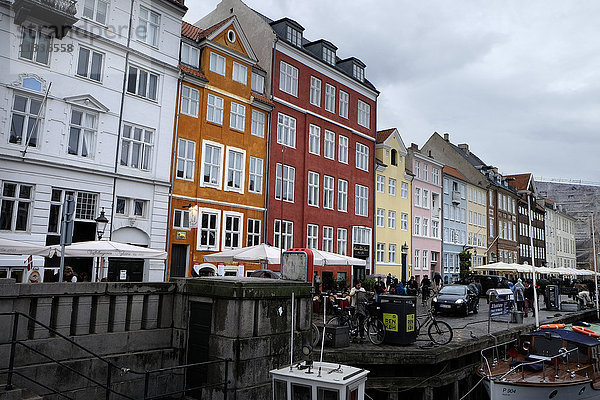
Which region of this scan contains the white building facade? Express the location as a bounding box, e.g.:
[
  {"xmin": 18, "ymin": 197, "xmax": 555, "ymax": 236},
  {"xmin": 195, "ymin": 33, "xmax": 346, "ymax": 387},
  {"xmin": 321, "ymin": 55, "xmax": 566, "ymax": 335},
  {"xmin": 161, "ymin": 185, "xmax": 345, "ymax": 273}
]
[
  {"xmin": 544, "ymin": 201, "xmax": 577, "ymax": 269},
  {"xmin": 0, "ymin": 0, "xmax": 186, "ymax": 282}
]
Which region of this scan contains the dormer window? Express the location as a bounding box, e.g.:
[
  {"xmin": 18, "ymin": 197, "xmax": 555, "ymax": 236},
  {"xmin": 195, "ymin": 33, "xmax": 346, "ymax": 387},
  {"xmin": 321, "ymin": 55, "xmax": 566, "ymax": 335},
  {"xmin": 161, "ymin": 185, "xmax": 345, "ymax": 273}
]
[
  {"xmin": 322, "ymin": 47, "xmax": 335, "ymax": 65},
  {"xmin": 251, "ymin": 71, "xmax": 265, "ymax": 95},
  {"xmin": 286, "ymin": 26, "xmax": 302, "ymax": 47},
  {"xmin": 353, "ymin": 64, "xmax": 364, "ymax": 81},
  {"xmin": 180, "ymin": 43, "xmax": 199, "ymax": 68}
]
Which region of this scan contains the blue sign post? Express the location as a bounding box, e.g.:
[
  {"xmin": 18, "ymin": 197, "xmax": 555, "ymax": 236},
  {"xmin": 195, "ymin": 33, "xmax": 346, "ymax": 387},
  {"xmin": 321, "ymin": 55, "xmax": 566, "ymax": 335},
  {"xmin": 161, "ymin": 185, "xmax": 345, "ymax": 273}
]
[{"xmin": 488, "ymin": 300, "xmax": 513, "ymax": 333}]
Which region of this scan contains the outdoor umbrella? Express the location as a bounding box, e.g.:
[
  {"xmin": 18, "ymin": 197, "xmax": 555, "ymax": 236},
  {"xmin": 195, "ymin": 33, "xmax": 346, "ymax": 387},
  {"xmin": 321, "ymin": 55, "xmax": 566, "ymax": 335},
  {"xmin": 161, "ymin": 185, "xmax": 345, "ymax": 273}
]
[
  {"xmin": 0, "ymin": 237, "xmax": 54, "ymax": 256},
  {"xmin": 203, "ymin": 243, "xmax": 281, "ymax": 264},
  {"xmin": 310, "ymin": 249, "xmax": 366, "ymax": 266},
  {"xmin": 50, "ymin": 240, "xmax": 167, "ymax": 259}
]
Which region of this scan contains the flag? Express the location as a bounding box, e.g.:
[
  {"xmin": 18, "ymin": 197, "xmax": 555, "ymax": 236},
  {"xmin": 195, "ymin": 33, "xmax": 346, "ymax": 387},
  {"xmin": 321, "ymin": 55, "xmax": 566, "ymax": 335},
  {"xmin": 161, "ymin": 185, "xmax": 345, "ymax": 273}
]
[{"xmin": 24, "ymin": 255, "xmax": 33, "ymax": 271}]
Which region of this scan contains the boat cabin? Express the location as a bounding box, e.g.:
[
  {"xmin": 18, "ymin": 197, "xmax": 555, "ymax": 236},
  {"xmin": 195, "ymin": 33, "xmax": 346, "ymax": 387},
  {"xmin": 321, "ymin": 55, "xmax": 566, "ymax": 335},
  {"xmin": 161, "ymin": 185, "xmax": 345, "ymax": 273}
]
[{"xmin": 270, "ymin": 361, "xmax": 369, "ymax": 400}]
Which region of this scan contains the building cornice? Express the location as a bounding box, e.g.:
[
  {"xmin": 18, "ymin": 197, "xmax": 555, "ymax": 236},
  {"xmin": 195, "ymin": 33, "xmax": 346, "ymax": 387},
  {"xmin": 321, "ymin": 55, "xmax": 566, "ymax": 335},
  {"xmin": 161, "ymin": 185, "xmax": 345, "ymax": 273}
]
[{"xmin": 171, "ymin": 194, "xmax": 266, "ymax": 212}]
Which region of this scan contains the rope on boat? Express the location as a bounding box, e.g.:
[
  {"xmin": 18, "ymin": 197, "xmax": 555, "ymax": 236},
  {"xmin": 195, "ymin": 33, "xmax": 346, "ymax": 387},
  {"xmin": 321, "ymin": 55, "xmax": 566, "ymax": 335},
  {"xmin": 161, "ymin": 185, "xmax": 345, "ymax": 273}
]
[{"xmin": 459, "ymin": 376, "xmax": 485, "ymax": 400}]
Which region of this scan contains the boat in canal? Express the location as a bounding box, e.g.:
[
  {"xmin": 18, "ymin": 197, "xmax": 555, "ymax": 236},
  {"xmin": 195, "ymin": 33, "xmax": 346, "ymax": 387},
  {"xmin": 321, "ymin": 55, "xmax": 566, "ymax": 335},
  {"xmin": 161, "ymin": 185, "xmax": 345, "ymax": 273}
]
[{"xmin": 478, "ymin": 324, "xmax": 600, "ymax": 399}]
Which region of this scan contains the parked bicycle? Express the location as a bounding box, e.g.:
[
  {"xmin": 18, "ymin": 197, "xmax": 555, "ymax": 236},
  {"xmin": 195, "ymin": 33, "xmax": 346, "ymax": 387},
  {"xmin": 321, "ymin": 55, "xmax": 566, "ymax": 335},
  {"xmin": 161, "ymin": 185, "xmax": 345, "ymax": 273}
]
[
  {"xmin": 326, "ymin": 302, "xmax": 386, "ymax": 345},
  {"xmin": 415, "ymin": 307, "xmax": 453, "ymax": 345}
]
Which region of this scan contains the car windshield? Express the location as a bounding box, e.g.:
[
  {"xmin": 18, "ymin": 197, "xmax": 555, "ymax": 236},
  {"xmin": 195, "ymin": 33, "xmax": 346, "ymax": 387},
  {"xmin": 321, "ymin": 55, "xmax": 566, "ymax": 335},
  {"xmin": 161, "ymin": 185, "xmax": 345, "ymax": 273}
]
[{"xmin": 440, "ymin": 286, "xmax": 466, "ymax": 295}]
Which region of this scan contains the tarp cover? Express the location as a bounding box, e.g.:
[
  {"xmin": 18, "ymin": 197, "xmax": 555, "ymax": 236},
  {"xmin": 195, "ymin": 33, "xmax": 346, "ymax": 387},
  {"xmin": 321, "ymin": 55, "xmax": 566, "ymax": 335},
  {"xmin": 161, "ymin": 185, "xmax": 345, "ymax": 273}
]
[{"xmin": 530, "ymin": 328, "xmax": 600, "ymax": 347}]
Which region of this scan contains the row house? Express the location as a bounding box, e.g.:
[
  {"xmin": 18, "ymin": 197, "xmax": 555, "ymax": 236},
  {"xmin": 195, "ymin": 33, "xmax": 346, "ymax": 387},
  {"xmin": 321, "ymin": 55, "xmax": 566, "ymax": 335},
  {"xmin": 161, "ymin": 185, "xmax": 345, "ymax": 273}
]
[
  {"xmin": 167, "ymin": 18, "xmax": 272, "ymax": 278},
  {"xmin": 0, "ymin": 0, "xmax": 186, "ymax": 282},
  {"xmin": 198, "ymin": 1, "xmax": 379, "ymax": 286},
  {"xmin": 543, "ymin": 200, "xmax": 577, "ymax": 269},
  {"xmin": 406, "ymin": 144, "xmax": 443, "ymax": 283},
  {"xmin": 466, "ymin": 182, "xmax": 488, "ymax": 268},
  {"xmin": 375, "ymin": 129, "xmax": 412, "ymax": 281},
  {"xmin": 506, "ymin": 173, "xmax": 547, "ymax": 267},
  {"xmin": 441, "ymin": 167, "xmax": 467, "ymax": 283}
]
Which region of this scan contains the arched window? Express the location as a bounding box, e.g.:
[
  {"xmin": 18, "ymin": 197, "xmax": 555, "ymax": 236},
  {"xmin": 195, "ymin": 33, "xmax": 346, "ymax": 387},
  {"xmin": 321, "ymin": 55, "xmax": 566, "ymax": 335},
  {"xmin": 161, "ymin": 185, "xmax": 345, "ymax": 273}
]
[{"xmin": 391, "ymin": 149, "xmax": 398, "ymax": 166}]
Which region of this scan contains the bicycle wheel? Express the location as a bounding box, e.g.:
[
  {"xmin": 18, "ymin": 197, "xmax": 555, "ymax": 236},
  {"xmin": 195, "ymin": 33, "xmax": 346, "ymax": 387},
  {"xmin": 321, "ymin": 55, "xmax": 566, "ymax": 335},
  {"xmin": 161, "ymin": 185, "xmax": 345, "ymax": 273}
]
[
  {"xmin": 327, "ymin": 316, "xmax": 343, "ymax": 326},
  {"xmin": 428, "ymin": 320, "xmax": 453, "ymax": 345},
  {"xmin": 366, "ymin": 319, "xmax": 385, "ymax": 345},
  {"xmin": 311, "ymin": 323, "xmax": 320, "ymax": 346},
  {"xmin": 415, "ymin": 318, "xmax": 422, "ymax": 336}
]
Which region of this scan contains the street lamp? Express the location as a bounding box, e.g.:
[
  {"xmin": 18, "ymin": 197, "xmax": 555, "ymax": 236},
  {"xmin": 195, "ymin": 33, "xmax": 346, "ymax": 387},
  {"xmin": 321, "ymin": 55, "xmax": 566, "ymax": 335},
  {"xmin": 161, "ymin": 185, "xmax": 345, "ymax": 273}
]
[
  {"xmin": 401, "ymin": 242, "xmax": 409, "ymax": 282},
  {"xmin": 95, "ymin": 208, "xmax": 109, "ymax": 240}
]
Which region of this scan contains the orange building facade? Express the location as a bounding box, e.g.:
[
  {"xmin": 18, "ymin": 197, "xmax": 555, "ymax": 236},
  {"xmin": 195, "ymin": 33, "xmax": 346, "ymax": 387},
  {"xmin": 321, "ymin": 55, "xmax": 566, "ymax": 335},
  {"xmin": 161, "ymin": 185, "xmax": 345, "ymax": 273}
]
[{"xmin": 167, "ymin": 17, "xmax": 272, "ymax": 278}]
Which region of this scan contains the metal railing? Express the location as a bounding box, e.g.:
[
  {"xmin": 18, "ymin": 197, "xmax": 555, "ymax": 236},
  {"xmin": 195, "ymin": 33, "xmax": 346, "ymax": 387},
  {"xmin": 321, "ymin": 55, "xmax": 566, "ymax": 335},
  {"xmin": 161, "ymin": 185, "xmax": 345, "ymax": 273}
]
[{"xmin": 0, "ymin": 311, "xmax": 231, "ymax": 399}]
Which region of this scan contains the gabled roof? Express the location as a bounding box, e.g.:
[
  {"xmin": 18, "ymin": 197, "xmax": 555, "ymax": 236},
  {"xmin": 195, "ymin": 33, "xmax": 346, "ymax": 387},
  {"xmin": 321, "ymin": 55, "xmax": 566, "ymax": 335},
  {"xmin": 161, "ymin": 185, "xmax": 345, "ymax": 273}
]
[
  {"xmin": 505, "ymin": 173, "xmax": 531, "ymax": 191},
  {"xmin": 182, "ymin": 21, "xmax": 203, "ymax": 41},
  {"xmin": 443, "ymin": 166, "xmax": 468, "ymax": 182},
  {"xmin": 198, "ymin": 16, "xmax": 234, "ymax": 40},
  {"xmin": 376, "ymin": 128, "xmax": 395, "ymax": 143},
  {"xmin": 196, "ymin": 16, "xmax": 258, "ymax": 64},
  {"xmin": 376, "ymin": 128, "xmax": 408, "ymax": 155}
]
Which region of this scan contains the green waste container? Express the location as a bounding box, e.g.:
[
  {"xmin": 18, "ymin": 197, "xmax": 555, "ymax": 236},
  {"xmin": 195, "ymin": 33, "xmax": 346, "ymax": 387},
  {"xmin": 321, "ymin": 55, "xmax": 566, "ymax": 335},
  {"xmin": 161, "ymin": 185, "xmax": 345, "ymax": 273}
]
[{"xmin": 379, "ymin": 295, "xmax": 417, "ymax": 345}]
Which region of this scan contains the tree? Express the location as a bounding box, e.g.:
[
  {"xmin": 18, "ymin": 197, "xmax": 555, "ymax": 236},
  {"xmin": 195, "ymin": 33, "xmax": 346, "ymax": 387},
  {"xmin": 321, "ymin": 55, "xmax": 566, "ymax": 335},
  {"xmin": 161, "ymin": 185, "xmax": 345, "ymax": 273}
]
[{"xmin": 459, "ymin": 250, "xmax": 472, "ymax": 280}]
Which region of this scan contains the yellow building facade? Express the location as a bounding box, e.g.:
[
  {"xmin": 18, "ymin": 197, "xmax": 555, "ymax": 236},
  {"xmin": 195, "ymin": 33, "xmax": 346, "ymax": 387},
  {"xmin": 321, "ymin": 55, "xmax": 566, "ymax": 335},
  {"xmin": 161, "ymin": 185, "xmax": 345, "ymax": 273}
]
[
  {"xmin": 466, "ymin": 182, "xmax": 488, "ymax": 267},
  {"xmin": 375, "ymin": 129, "xmax": 412, "ymax": 280}
]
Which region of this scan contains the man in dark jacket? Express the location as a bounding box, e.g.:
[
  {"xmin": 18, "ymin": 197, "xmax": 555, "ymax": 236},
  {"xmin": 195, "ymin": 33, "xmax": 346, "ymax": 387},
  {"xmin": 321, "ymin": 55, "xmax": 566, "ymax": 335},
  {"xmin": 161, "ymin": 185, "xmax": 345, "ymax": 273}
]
[{"xmin": 524, "ymin": 281, "xmax": 535, "ymax": 318}]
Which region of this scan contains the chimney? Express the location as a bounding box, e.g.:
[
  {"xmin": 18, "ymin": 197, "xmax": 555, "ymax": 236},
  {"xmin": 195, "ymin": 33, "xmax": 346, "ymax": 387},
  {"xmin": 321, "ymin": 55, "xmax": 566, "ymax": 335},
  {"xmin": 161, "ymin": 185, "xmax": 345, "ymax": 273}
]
[
  {"xmin": 443, "ymin": 133, "xmax": 449, "ymax": 142},
  {"xmin": 458, "ymin": 143, "xmax": 469, "ymax": 155},
  {"xmin": 492, "ymin": 167, "xmax": 498, "ymax": 174},
  {"xmin": 410, "ymin": 143, "xmax": 419, "ymax": 151}
]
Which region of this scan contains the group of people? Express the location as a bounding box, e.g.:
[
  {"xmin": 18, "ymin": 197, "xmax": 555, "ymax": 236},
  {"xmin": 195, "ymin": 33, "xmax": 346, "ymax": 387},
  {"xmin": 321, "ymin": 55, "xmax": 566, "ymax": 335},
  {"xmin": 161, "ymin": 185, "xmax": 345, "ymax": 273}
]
[
  {"xmin": 377, "ymin": 273, "xmax": 444, "ymax": 305},
  {"xmin": 511, "ymin": 278, "xmax": 537, "ymax": 317}
]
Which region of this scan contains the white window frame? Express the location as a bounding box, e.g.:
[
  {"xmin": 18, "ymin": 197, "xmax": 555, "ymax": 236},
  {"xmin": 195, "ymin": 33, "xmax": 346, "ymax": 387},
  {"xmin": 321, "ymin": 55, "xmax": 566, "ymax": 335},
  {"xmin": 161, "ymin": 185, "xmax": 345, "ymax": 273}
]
[
  {"xmin": 389, "ymin": 244, "xmax": 396, "ymax": 264},
  {"xmin": 322, "ymin": 226, "xmax": 334, "ymax": 252},
  {"xmin": 325, "ymin": 83, "xmax": 336, "ymax": 113},
  {"xmin": 224, "ymin": 146, "xmax": 246, "ymax": 194},
  {"xmin": 82, "ymin": 0, "xmax": 109, "ymax": 25},
  {"xmin": 279, "ymin": 61, "xmax": 298, "ymax": 96},
  {"xmin": 251, "ymin": 72, "xmax": 265, "ymax": 94},
  {"xmin": 338, "ymin": 179, "xmax": 348, "ymax": 212},
  {"xmin": 401, "ymin": 213, "xmax": 408, "ymax": 231},
  {"xmin": 339, "ymin": 90, "xmax": 349, "ymax": 118},
  {"xmin": 0, "ymin": 182, "xmax": 34, "ymax": 232},
  {"xmin": 180, "ymin": 85, "xmax": 199, "ymax": 117},
  {"xmin": 206, "ymin": 93, "xmax": 224, "ymax": 125},
  {"xmin": 376, "ymin": 208, "xmax": 385, "ymax": 228},
  {"xmin": 357, "ymin": 99, "xmax": 370, "ymax": 128},
  {"xmin": 120, "ymin": 123, "xmax": 154, "ymax": 171},
  {"xmin": 308, "ymin": 171, "xmax": 320, "ymax": 207},
  {"xmin": 247, "ymin": 218, "xmax": 261, "ymax": 246},
  {"xmin": 222, "ymin": 211, "xmax": 243, "ymax": 250},
  {"xmin": 251, "ymin": 110, "xmax": 265, "ymax": 138},
  {"xmin": 308, "ymin": 124, "xmax": 320, "ymax": 155},
  {"xmin": 180, "ymin": 42, "xmax": 199, "ymax": 68},
  {"xmin": 229, "ymin": 102, "xmax": 246, "ymax": 132},
  {"xmin": 414, "ymin": 216, "xmax": 421, "ymax": 236},
  {"xmin": 127, "ymin": 65, "xmax": 159, "ymax": 101},
  {"xmin": 324, "ymin": 130, "xmax": 335, "ymax": 159},
  {"xmin": 401, "ymin": 182, "xmax": 408, "ymax": 198},
  {"xmin": 209, "ymin": 52, "xmax": 226, "ymax": 76},
  {"xmin": 388, "ymin": 178, "xmax": 396, "ymax": 196},
  {"xmin": 337, "ymin": 228, "xmax": 347, "ymax": 255},
  {"xmin": 138, "ymin": 6, "xmax": 160, "ymax": 47},
  {"xmin": 277, "ymin": 113, "xmax": 296, "ymax": 148},
  {"xmin": 338, "ymin": 135, "xmax": 349, "ymax": 164},
  {"xmin": 68, "ymin": 108, "xmax": 97, "ymax": 158},
  {"xmin": 307, "ymin": 224, "xmax": 319, "ymax": 249},
  {"xmin": 76, "ymin": 46, "xmax": 104, "ymax": 82},
  {"xmin": 323, "ymin": 175, "xmax": 334, "ymax": 210},
  {"xmin": 356, "ymin": 143, "xmax": 369, "ymax": 171},
  {"xmin": 232, "ymin": 61, "xmax": 248, "ymax": 85},
  {"xmin": 355, "ymin": 184, "xmax": 368, "ymax": 217},
  {"xmin": 9, "ymin": 94, "xmax": 43, "ymax": 148},
  {"xmin": 274, "ymin": 219, "xmax": 294, "ymax": 250},
  {"xmin": 376, "ymin": 175, "xmax": 385, "ymax": 193},
  {"xmin": 388, "ymin": 211, "xmax": 396, "ymax": 229},
  {"xmin": 200, "ymin": 140, "xmax": 224, "ymax": 190},
  {"xmin": 173, "ymin": 209, "xmax": 190, "ymax": 229},
  {"xmin": 248, "ymin": 156, "xmax": 263, "ymax": 194},
  {"xmin": 176, "ymin": 138, "xmax": 195, "ymax": 181},
  {"xmin": 376, "ymin": 243, "xmax": 385, "ymax": 263},
  {"xmin": 310, "ymin": 76, "xmax": 321, "ymax": 106},
  {"xmin": 276, "ymin": 163, "xmax": 295, "ymax": 203},
  {"xmin": 19, "ymin": 26, "xmax": 51, "ymax": 65},
  {"xmin": 197, "ymin": 207, "xmax": 221, "ymax": 251}
]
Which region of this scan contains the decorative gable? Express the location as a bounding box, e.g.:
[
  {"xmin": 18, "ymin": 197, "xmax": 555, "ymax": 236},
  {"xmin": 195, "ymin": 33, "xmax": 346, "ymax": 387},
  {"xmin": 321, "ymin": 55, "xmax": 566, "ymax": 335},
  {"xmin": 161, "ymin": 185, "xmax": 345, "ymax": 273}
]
[
  {"xmin": 205, "ymin": 16, "xmax": 257, "ymax": 64},
  {"xmin": 63, "ymin": 94, "xmax": 109, "ymax": 113}
]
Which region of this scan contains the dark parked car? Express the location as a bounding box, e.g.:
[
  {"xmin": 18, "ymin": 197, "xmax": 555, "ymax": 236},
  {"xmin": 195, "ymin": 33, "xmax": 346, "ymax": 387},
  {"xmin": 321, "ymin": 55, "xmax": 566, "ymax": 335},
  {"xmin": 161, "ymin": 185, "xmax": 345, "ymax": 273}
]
[
  {"xmin": 461, "ymin": 274, "xmax": 503, "ymax": 297},
  {"xmin": 432, "ymin": 285, "xmax": 479, "ymax": 316}
]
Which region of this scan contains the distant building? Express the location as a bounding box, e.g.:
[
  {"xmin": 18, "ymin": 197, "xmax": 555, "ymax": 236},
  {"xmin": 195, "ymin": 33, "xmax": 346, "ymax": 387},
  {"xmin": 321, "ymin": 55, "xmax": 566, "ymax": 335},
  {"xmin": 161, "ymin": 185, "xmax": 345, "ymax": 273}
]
[
  {"xmin": 375, "ymin": 129, "xmax": 412, "ymax": 281},
  {"xmin": 406, "ymin": 144, "xmax": 443, "ymax": 283},
  {"xmin": 441, "ymin": 167, "xmax": 468, "ymax": 284},
  {"xmin": 466, "ymin": 182, "xmax": 488, "ymax": 269},
  {"xmin": 0, "ymin": 0, "xmax": 186, "ymax": 282},
  {"xmin": 543, "ymin": 199, "xmax": 577, "ymax": 269}
]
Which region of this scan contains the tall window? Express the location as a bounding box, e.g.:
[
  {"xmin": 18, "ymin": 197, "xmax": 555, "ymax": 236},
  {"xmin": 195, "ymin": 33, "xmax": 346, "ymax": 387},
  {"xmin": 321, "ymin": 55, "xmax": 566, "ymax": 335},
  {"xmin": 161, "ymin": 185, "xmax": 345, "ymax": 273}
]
[
  {"xmin": 206, "ymin": 94, "xmax": 224, "ymax": 124},
  {"xmin": 275, "ymin": 164, "xmax": 295, "ymax": 202},
  {"xmin": 0, "ymin": 182, "xmax": 33, "ymax": 231},
  {"xmin": 322, "ymin": 226, "xmax": 333, "ymax": 252},
  {"xmin": 308, "ymin": 171, "xmax": 319, "ymax": 207},
  {"xmin": 82, "ymin": 0, "xmax": 109, "ymax": 24},
  {"xmin": 338, "ymin": 135, "xmax": 349, "ymax": 164},
  {"xmin": 337, "ymin": 228, "xmax": 347, "ymax": 255},
  {"xmin": 376, "ymin": 243, "xmax": 385, "ymax": 263},
  {"xmin": 10, "ymin": 94, "xmax": 43, "ymax": 147},
  {"xmin": 176, "ymin": 138, "xmax": 195, "ymax": 181},
  {"xmin": 127, "ymin": 65, "xmax": 158, "ymax": 100},
  {"xmin": 401, "ymin": 182, "xmax": 408, "ymax": 198},
  {"xmin": 310, "ymin": 77, "xmax": 321, "ymax": 106},
  {"xmin": 307, "ymin": 224, "xmax": 318, "ymax": 249},
  {"xmin": 414, "ymin": 187, "xmax": 421, "ymax": 207},
  {"xmin": 201, "ymin": 141, "xmax": 223, "ymax": 188},
  {"xmin": 173, "ymin": 209, "xmax": 190, "ymax": 229},
  {"xmin": 432, "ymin": 220, "xmax": 439, "ymax": 238},
  {"xmin": 76, "ymin": 47, "xmax": 103, "ymax": 82},
  {"xmin": 232, "ymin": 62, "xmax": 247, "ymax": 84},
  {"xmin": 286, "ymin": 26, "xmax": 302, "ymax": 47},
  {"xmin": 209, "ymin": 52, "xmax": 225, "ymax": 75},
  {"xmin": 422, "ymin": 250, "xmax": 428, "ymax": 270},
  {"xmin": 325, "ymin": 84, "xmax": 336, "ymax": 113},
  {"xmin": 339, "ymin": 90, "xmax": 349, "ymax": 118},
  {"xmin": 414, "ymin": 249, "xmax": 420, "ymax": 269},
  {"xmin": 248, "ymin": 156, "xmax": 263, "ymax": 194},
  {"xmin": 432, "ymin": 168, "xmax": 440, "ymax": 185},
  {"xmin": 279, "ymin": 61, "xmax": 298, "ymax": 96},
  {"xmin": 251, "ymin": 110, "xmax": 265, "ymax": 137},
  {"xmin": 422, "ymin": 189, "xmax": 429, "ymax": 209},
  {"xmin": 180, "ymin": 43, "xmax": 199, "ymax": 68},
  {"xmin": 247, "ymin": 218, "xmax": 261, "ymax": 246},
  {"xmin": 423, "ymin": 164, "xmax": 428, "ymax": 181},
  {"xmin": 308, "ymin": 124, "xmax": 320, "ymax": 155},
  {"xmin": 225, "ymin": 148, "xmax": 245, "ymax": 192},
  {"xmin": 139, "ymin": 6, "xmax": 160, "ymax": 47},
  {"xmin": 355, "ymin": 184, "xmax": 368, "ymax": 217},
  {"xmin": 251, "ymin": 72, "xmax": 265, "ymax": 94},
  {"xmin": 401, "ymin": 213, "xmax": 408, "ymax": 230},
  {"xmin": 356, "ymin": 143, "xmax": 369, "ymax": 171},
  {"xmin": 388, "ymin": 211, "xmax": 396, "ymax": 229},
  {"xmin": 422, "ymin": 218, "xmax": 429, "ymax": 237},
  {"xmin": 230, "ymin": 102, "xmax": 246, "ymax": 131},
  {"xmin": 274, "ymin": 220, "xmax": 293, "ymax": 249},
  {"xmin": 338, "ymin": 179, "xmax": 348, "ymax": 212},
  {"xmin": 20, "ymin": 27, "xmax": 50, "ymax": 65},
  {"xmin": 324, "ymin": 130, "xmax": 335, "ymax": 159},
  {"xmin": 357, "ymin": 100, "xmax": 370, "ymax": 128},
  {"xmin": 223, "ymin": 212, "xmax": 242, "ymax": 249},
  {"xmin": 376, "ymin": 175, "xmax": 385, "ymax": 193},
  {"xmin": 277, "ymin": 113, "xmax": 296, "ymax": 147},
  {"xmin": 323, "ymin": 176, "xmax": 334, "ymax": 209},
  {"xmin": 414, "ymin": 216, "xmax": 421, "ymax": 236},
  {"xmin": 68, "ymin": 109, "xmax": 97, "ymax": 157},
  {"xmin": 181, "ymin": 85, "xmax": 199, "ymax": 117},
  {"xmin": 388, "ymin": 178, "xmax": 396, "ymax": 196},
  {"xmin": 389, "ymin": 244, "xmax": 396, "ymax": 264},
  {"xmin": 376, "ymin": 208, "xmax": 385, "ymax": 227},
  {"xmin": 120, "ymin": 123, "xmax": 153, "ymax": 170},
  {"xmin": 198, "ymin": 209, "xmax": 220, "ymax": 250}
]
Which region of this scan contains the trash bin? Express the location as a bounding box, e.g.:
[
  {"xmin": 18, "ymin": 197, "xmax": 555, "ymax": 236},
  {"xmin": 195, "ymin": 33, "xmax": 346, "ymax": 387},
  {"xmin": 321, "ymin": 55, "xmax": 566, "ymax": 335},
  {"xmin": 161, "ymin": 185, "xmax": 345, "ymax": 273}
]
[
  {"xmin": 510, "ymin": 310, "xmax": 524, "ymax": 324},
  {"xmin": 545, "ymin": 285, "xmax": 560, "ymax": 311},
  {"xmin": 324, "ymin": 325, "xmax": 349, "ymax": 348},
  {"xmin": 379, "ymin": 295, "xmax": 417, "ymax": 345}
]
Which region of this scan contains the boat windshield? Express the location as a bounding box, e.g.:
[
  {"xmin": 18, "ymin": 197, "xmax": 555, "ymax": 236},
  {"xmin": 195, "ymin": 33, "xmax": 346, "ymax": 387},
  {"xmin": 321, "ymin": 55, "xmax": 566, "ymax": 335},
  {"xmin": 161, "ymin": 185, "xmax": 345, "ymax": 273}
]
[{"xmin": 440, "ymin": 286, "xmax": 466, "ymax": 295}]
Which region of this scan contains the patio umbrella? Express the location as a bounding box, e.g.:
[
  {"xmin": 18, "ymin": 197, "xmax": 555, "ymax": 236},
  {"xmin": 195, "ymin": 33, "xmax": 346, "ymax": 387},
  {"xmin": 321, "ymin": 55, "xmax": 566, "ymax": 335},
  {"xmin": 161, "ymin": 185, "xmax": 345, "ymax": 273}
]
[
  {"xmin": 203, "ymin": 243, "xmax": 281, "ymax": 264},
  {"xmin": 310, "ymin": 249, "xmax": 366, "ymax": 266},
  {"xmin": 248, "ymin": 270, "xmax": 282, "ymax": 279},
  {"xmin": 50, "ymin": 240, "xmax": 167, "ymax": 259},
  {"xmin": 0, "ymin": 237, "xmax": 54, "ymax": 256}
]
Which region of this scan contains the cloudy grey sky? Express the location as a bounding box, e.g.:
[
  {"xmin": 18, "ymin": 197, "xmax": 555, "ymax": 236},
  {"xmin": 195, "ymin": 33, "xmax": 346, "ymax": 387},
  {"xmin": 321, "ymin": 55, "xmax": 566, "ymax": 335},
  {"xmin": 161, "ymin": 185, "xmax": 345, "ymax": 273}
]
[{"xmin": 186, "ymin": 0, "xmax": 600, "ymax": 183}]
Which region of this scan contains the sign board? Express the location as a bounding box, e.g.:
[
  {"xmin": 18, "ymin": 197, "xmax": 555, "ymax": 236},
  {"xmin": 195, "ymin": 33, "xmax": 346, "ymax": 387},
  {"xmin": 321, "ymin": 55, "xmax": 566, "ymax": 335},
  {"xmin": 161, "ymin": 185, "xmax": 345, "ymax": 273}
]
[
  {"xmin": 281, "ymin": 251, "xmax": 308, "ymax": 281},
  {"xmin": 176, "ymin": 231, "xmax": 187, "ymax": 240},
  {"xmin": 489, "ymin": 300, "xmax": 512, "ymax": 318},
  {"xmin": 406, "ymin": 314, "xmax": 415, "ymax": 333},
  {"xmin": 119, "ymin": 270, "xmax": 127, "ymax": 280},
  {"xmin": 383, "ymin": 313, "xmax": 398, "ymax": 332},
  {"xmin": 352, "ymin": 244, "xmax": 369, "ymax": 259}
]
